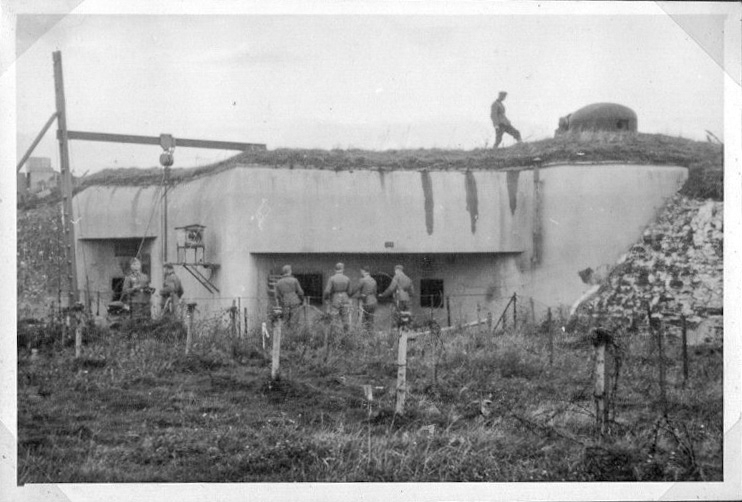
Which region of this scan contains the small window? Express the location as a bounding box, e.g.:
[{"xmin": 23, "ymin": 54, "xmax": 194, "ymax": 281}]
[
  {"xmin": 371, "ymin": 274, "xmax": 393, "ymax": 303},
  {"xmin": 294, "ymin": 273, "xmax": 324, "ymax": 306},
  {"xmin": 420, "ymin": 279, "xmax": 444, "ymax": 308}
]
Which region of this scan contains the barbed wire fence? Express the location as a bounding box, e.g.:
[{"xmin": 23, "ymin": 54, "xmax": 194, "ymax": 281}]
[{"xmin": 22, "ymin": 282, "xmax": 720, "ymax": 448}]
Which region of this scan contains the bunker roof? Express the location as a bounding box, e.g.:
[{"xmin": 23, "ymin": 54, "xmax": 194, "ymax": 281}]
[{"xmin": 77, "ymin": 132, "xmax": 721, "ymax": 199}]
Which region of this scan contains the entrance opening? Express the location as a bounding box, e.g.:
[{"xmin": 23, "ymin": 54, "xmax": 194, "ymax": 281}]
[
  {"xmin": 111, "ymin": 277, "xmax": 124, "ymax": 302},
  {"xmin": 294, "ymin": 273, "xmax": 324, "ymax": 306}
]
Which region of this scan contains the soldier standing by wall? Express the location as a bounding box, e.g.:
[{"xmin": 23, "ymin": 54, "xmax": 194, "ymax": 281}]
[
  {"xmin": 324, "ymin": 262, "xmax": 351, "ymax": 333},
  {"xmin": 350, "ymin": 265, "xmax": 378, "ymax": 333},
  {"xmin": 275, "ymin": 264, "xmax": 305, "ymax": 330},
  {"xmin": 491, "ymin": 91, "xmax": 522, "ymax": 148},
  {"xmin": 160, "ymin": 263, "xmax": 184, "ymax": 318},
  {"xmin": 121, "ymin": 257, "xmax": 152, "ymax": 321},
  {"xmin": 379, "ymin": 265, "xmax": 415, "ymax": 328}
]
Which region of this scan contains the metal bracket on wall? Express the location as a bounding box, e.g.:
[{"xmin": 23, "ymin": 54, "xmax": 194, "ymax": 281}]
[{"xmin": 181, "ymin": 263, "xmax": 220, "ymax": 294}]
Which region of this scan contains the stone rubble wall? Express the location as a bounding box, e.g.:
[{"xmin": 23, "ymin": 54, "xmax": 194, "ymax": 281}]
[{"xmin": 576, "ymin": 194, "xmax": 723, "ymax": 345}]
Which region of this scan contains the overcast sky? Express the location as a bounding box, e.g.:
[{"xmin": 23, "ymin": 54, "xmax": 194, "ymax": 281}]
[{"xmin": 8, "ymin": 2, "xmax": 736, "ymax": 175}]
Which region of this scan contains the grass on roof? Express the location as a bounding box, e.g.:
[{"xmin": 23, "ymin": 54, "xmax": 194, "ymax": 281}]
[{"xmin": 77, "ymin": 131, "xmax": 723, "ymax": 200}]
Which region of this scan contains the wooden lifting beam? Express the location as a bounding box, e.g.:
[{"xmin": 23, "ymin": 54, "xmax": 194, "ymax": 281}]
[{"xmin": 61, "ymin": 130, "xmax": 266, "ymax": 152}]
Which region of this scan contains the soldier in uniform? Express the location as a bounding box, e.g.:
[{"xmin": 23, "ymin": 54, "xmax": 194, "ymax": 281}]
[
  {"xmin": 160, "ymin": 263, "xmax": 184, "ymax": 318},
  {"xmin": 275, "ymin": 264, "xmax": 305, "ymax": 329},
  {"xmin": 121, "ymin": 257, "xmax": 152, "ymax": 320},
  {"xmin": 323, "ymin": 262, "xmax": 351, "ymax": 333},
  {"xmin": 491, "ymin": 91, "xmax": 522, "ymax": 148},
  {"xmin": 350, "ymin": 265, "xmax": 378, "ymax": 333},
  {"xmin": 379, "ymin": 264, "xmax": 415, "ymax": 328}
]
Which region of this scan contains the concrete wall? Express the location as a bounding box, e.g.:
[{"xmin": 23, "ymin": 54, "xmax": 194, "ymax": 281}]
[
  {"xmin": 521, "ymin": 164, "xmax": 688, "ymax": 310},
  {"xmin": 73, "ymin": 162, "xmax": 687, "ymax": 323}
]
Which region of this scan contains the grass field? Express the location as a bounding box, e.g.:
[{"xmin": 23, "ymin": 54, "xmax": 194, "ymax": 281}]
[{"xmin": 17, "ymin": 315, "xmax": 722, "ymax": 483}]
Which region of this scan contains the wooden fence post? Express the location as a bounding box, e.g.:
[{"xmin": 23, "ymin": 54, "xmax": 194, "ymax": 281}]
[
  {"xmin": 230, "ymin": 299, "xmax": 237, "ymax": 340},
  {"xmin": 529, "ymin": 297, "xmax": 535, "ymax": 325},
  {"xmin": 271, "ymin": 316, "xmax": 283, "ymax": 380},
  {"xmin": 261, "ymin": 322, "xmax": 269, "ymax": 351},
  {"xmin": 657, "ymin": 319, "xmax": 668, "ymax": 417},
  {"xmin": 548, "ymin": 307, "xmax": 554, "ymax": 366},
  {"xmin": 237, "ymin": 297, "xmax": 242, "ymax": 338},
  {"xmin": 446, "ymin": 296, "xmax": 451, "ymax": 327},
  {"xmin": 74, "ymin": 311, "xmax": 82, "ymax": 359},
  {"xmin": 244, "ymin": 307, "xmax": 248, "ymax": 339},
  {"xmin": 681, "ymin": 314, "xmax": 689, "ymax": 388},
  {"xmin": 185, "ymin": 303, "xmax": 196, "ymax": 355},
  {"xmin": 395, "ymin": 329, "xmax": 409, "ymax": 414},
  {"xmin": 593, "ymin": 330, "xmax": 608, "ymax": 436},
  {"xmin": 63, "ymin": 312, "xmax": 70, "ymax": 346}
]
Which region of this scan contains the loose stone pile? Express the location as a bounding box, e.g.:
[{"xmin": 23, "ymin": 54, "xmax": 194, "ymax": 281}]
[{"xmin": 576, "ymin": 194, "xmax": 723, "ymax": 344}]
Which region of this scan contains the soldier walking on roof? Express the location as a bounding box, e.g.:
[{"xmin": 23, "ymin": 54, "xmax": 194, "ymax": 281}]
[
  {"xmin": 491, "ymin": 91, "xmax": 522, "ymax": 148},
  {"xmin": 275, "ymin": 264, "xmax": 305, "ymax": 330},
  {"xmin": 379, "ymin": 265, "xmax": 415, "ymax": 328},
  {"xmin": 324, "ymin": 262, "xmax": 351, "ymax": 334}
]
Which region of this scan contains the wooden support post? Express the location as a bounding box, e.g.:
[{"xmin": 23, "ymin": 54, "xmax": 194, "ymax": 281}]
[
  {"xmin": 271, "ymin": 317, "xmax": 283, "ymax": 380},
  {"xmin": 395, "ymin": 329, "xmax": 409, "ymax": 414},
  {"xmin": 487, "ymin": 312, "xmax": 493, "ymax": 333},
  {"xmin": 548, "ymin": 307, "xmax": 554, "ymax": 366},
  {"xmin": 53, "ymin": 51, "xmax": 78, "ymax": 308},
  {"xmin": 16, "ymin": 112, "xmax": 58, "ymax": 172},
  {"xmin": 513, "ymin": 293, "xmax": 517, "ymax": 331},
  {"xmin": 681, "ymin": 314, "xmax": 689, "ymax": 388},
  {"xmin": 594, "ymin": 335, "xmax": 607, "ymax": 436},
  {"xmin": 476, "ymin": 303, "xmax": 481, "ymax": 332},
  {"xmin": 446, "ymin": 296, "xmax": 451, "ymax": 327},
  {"xmin": 74, "ymin": 312, "xmax": 82, "ymax": 359}
]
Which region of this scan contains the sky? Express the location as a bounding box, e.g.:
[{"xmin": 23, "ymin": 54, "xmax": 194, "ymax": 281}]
[{"xmin": 7, "ymin": 2, "xmax": 735, "ymax": 176}]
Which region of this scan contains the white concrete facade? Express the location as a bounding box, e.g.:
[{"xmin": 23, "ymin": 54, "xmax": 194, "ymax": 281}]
[{"xmin": 73, "ymin": 162, "xmax": 687, "ymax": 328}]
